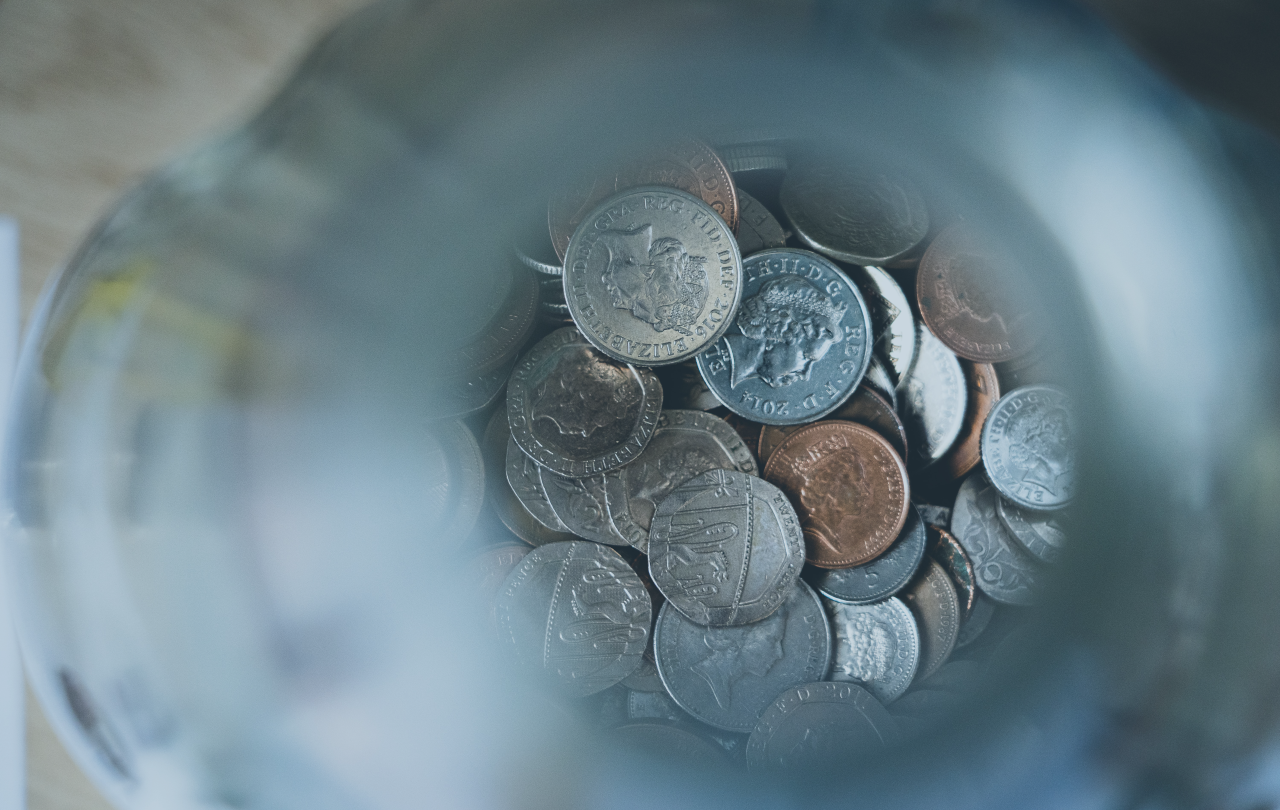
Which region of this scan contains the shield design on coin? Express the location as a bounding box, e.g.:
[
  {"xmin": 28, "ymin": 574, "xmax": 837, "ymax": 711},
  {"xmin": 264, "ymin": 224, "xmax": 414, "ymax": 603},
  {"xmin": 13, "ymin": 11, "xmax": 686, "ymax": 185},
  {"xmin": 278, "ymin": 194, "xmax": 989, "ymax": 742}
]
[{"xmin": 551, "ymin": 561, "xmax": 649, "ymax": 680}]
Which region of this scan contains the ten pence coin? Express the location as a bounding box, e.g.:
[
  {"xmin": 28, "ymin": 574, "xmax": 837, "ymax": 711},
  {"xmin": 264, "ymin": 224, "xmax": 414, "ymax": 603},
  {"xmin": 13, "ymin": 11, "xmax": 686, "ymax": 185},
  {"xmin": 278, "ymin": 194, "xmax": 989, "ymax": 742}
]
[
  {"xmin": 563, "ymin": 187, "xmax": 743, "ymax": 366},
  {"xmin": 939, "ymin": 360, "xmax": 1001, "ymax": 479},
  {"xmin": 899, "ymin": 559, "xmax": 960, "ymax": 682},
  {"xmin": 506, "ymin": 327, "xmax": 662, "ymax": 476},
  {"xmin": 495, "ymin": 541, "xmax": 651, "ymax": 696},
  {"xmin": 807, "ymin": 505, "xmax": 926, "ymax": 606},
  {"xmin": 763, "ymin": 421, "xmax": 910, "ymax": 569},
  {"xmin": 980, "ymin": 384, "xmax": 1076, "ymax": 510},
  {"xmin": 825, "ymin": 597, "xmax": 921, "ymax": 704},
  {"xmin": 950, "ymin": 473, "xmax": 1042, "ymax": 606},
  {"xmin": 745, "ymin": 682, "xmax": 900, "ymax": 770},
  {"xmin": 648, "ymin": 469, "xmax": 804, "ymax": 626}
]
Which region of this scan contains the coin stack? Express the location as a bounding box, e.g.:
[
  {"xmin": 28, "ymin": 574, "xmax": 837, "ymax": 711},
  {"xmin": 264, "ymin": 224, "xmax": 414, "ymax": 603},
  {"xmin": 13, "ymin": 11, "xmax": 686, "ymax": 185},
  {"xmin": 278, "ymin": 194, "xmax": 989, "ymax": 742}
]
[{"xmin": 454, "ymin": 137, "xmax": 1076, "ymax": 769}]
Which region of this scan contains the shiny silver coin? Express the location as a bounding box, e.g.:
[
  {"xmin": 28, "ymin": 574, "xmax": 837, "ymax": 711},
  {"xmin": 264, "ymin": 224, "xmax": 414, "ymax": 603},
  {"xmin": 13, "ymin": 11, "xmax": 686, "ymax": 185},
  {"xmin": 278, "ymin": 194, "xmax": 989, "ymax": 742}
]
[
  {"xmin": 951, "ymin": 473, "xmax": 1042, "ymax": 606},
  {"xmin": 421, "ymin": 421, "xmax": 485, "ymax": 544},
  {"xmin": 980, "ymin": 384, "xmax": 1076, "ymax": 510},
  {"xmin": 649, "ymin": 469, "xmax": 804, "ymax": 626},
  {"xmin": 507, "ymin": 327, "xmax": 662, "ymax": 476},
  {"xmin": 863, "ymin": 356, "xmax": 898, "ymax": 409},
  {"xmin": 734, "ymin": 190, "xmax": 789, "ymax": 257},
  {"xmin": 495, "ymin": 541, "xmax": 651, "ymax": 696},
  {"xmin": 955, "ymin": 592, "xmax": 996, "ymax": 649},
  {"xmin": 697, "ymin": 248, "xmax": 873, "ymax": 425},
  {"xmin": 844, "ymin": 264, "xmax": 917, "ymax": 390},
  {"xmin": 719, "ymin": 142, "xmax": 789, "ymax": 173},
  {"xmin": 539, "ymin": 467, "xmax": 630, "ymax": 546},
  {"xmin": 915, "ymin": 503, "xmax": 951, "ymax": 529},
  {"xmin": 612, "ymin": 722, "xmax": 726, "ymax": 766},
  {"xmin": 627, "ymin": 689, "xmax": 689, "ymax": 723},
  {"xmin": 745, "ymin": 681, "xmax": 899, "ymax": 770},
  {"xmin": 515, "ymin": 247, "xmax": 563, "ymax": 276},
  {"xmin": 605, "ymin": 410, "xmax": 758, "ymax": 553},
  {"xmin": 824, "ymin": 597, "xmax": 920, "ymax": 704},
  {"xmin": 808, "ymin": 505, "xmax": 926, "ymax": 605},
  {"xmin": 563, "ymin": 187, "xmax": 743, "ymax": 367},
  {"xmin": 899, "ymin": 323, "xmax": 967, "ymax": 468},
  {"xmin": 997, "ymin": 497, "xmax": 1067, "ymax": 564},
  {"xmin": 779, "ymin": 159, "xmax": 929, "ymax": 265},
  {"xmin": 505, "ymin": 437, "xmax": 573, "ymax": 533},
  {"xmin": 899, "ymin": 559, "xmax": 960, "ymax": 682},
  {"xmin": 654, "ymin": 582, "xmax": 831, "ymax": 732}
]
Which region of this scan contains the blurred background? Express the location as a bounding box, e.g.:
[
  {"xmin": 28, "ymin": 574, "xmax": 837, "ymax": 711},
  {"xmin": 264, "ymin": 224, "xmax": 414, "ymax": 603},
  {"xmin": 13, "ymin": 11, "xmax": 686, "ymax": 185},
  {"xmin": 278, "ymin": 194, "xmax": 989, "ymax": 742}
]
[{"xmin": 0, "ymin": 0, "xmax": 1275, "ymax": 808}]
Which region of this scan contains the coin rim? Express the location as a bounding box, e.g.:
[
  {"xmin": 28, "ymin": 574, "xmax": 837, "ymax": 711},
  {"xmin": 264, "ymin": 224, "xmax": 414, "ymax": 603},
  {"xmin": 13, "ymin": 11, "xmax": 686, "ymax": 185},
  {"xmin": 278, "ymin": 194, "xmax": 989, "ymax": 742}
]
[{"xmin": 978, "ymin": 383, "xmax": 1074, "ymax": 511}]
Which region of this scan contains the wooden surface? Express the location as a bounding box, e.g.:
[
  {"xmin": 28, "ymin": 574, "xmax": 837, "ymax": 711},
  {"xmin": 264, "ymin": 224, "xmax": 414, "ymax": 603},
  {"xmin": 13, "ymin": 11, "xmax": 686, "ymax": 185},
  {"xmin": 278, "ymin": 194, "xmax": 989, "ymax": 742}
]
[{"xmin": 0, "ymin": 1, "xmax": 367, "ymax": 806}]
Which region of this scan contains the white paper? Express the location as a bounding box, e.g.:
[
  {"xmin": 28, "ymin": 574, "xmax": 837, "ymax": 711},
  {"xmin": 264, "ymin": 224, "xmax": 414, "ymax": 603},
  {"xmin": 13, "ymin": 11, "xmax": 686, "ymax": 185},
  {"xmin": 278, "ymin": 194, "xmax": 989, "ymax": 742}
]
[{"xmin": 0, "ymin": 217, "xmax": 24, "ymax": 810}]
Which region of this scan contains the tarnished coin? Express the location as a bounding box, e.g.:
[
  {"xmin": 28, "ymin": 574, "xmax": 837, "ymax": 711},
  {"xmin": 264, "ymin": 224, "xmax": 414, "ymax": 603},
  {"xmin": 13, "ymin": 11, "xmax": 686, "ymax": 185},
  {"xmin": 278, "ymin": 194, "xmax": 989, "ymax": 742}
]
[
  {"xmin": 654, "ymin": 582, "xmax": 831, "ymax": 732},
  {"xmin": 745, "ymin": 682, "xmax": 899, "ymax": 770},
  {"xmin": 605, "ymin": 410, "xmax": 758, "ymax": 553},
  {"xmin": 495, "ymin": 541, "xmax": 651, "ymax": 695},
  {"xmin": 563, "ymin": 187, "xmax": 743, "ymax": 366},
  {"xmin": 648, "ymin": 469, "xmax": 804, "ymax": 626},
  {"xmin": 915, "ymin": 503, "xmax": 951, "ymax": 529},
  {"xmin": 734, "ymin": 189, "xmax": 789, "ymax": 256},
  {"xmin": 927, "ymin": 525, "xmax": 976, "ymax": 618},
  {"xmin": 696, "ymin": 249, "xmax": 873, "ymax": 425},
  {"xmin": 469, "ymin": 543, "xmax": 531, "ymax": 627},
  {"xmin": 916, "ymin": 224, "xmax": 1039, "ymax": 362},
  {"xmin": 955, "ymin": 592, "xmax": 996, "ymax": 649},
  {"xmin": 996, "ymin": 498, "xmax": 1067, "ymax": 564},
  {"xmin": 951, "ymin": 474, "xmax": 1042, "ymax": 606},
  {"xmin": 421, "ymin": 421, "xmax": 485, "ymax": 544},
  {"xmin": 980, "ymin": 385, "xmax": 1076, "ymax": 510},
  {"xmin": 899, "ymin": 559, "xmax": 960, "ymax": 682},
  {"xmin": 505, "ymin": 436, "xmax": 574, "ymax": 534},
  {"xmin": 612, "ymin": 722, "xmax": 726, "ymax": 766},
  {"xmin": 757, "ymin": 387, "xmax": 907, "ymax": 467},
  {"xmin": 506, "ymin": 327, "xmax": 662, "ymax": 476},
  {"xmin": 899, "ymin": 322, "xmax": 967, "ymax": 469},
  {"xmin": 940, "ymin": 361, "xmax": 1001, "ymax": 479},
  {"xmin": 485, "ymin": 410, "xmax": 577, "ymax": 546},
  {"xmin": 807, "ymin": 505, "xmax": 926, "ymax": 605},
  {"xmin": 825, "ymin": 597, "xmax": 920, "ymax": 704},
  {"xmin": 627, "ymin": 689, "xmax": 690, "ymax": 723},
  {"xmin": 539, "ymin": 467, "xmax": 630, "ymax": 547},
  {"xmin": 844, "ymin": 264, "xmax": 918, "ymax": 390},
  {"xmin": 764, "ymin": 421, "xmax": 910, "ymax": 569},
  {"xmin": 549, "ymin": 139, "xmax": 739, "ymax": 259}
]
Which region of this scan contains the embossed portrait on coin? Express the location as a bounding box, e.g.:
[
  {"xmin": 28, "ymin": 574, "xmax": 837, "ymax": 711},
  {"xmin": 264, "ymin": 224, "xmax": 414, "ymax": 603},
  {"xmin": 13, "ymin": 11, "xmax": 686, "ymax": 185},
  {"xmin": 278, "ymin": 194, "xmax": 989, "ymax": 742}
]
[
  {"xmin": 531, "ymin": 347, "xmax": 643, "ymax": 455},
  {"xmin": 798, "ymin": 451, "xmax": 871, "ymax": 554},
  {"xmin": 835, "ymin": 613, "xmax": 892, "ymax": 681},
  {"xmin": 598, "ymin": 225, "xmax": 709, "ymax": 335},
  {"xmin": 936, "ymin": 251, "xmax": 1026, "ymax": 335},
  {"xmin": 693, "ymin": 616, "xmax": 786, "ymax": 710},
  {"xmin": 1006, "ymin": 406, "xmax": 1072, "ymax": 496},
  {"xmin": 726, "ymin": 276, "xmax": 847, "ymax": 388}
]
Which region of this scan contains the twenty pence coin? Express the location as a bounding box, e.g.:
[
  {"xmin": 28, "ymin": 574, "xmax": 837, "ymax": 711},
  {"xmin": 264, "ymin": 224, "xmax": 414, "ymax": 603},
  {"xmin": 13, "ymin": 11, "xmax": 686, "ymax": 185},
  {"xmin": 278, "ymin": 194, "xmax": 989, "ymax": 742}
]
[{"xmin": 485, "ymin": 410, "xmax": 577, "ymax": 545}]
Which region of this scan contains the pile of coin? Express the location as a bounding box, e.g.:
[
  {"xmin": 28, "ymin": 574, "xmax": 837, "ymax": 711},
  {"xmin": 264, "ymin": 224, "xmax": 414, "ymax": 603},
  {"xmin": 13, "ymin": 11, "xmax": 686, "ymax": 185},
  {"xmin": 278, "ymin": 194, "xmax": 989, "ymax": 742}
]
[{"xmin": 454, "ymin": 137, "xmax": 1076, "ymax": 769}]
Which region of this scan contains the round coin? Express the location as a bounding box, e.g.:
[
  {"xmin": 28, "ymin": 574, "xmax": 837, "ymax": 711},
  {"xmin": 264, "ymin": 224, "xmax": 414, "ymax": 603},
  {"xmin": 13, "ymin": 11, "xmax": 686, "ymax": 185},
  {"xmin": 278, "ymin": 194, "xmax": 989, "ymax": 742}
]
[
  {"xmin": 940, "ymin": 361, "xmax": 1001, "ymax": 479},
  {"xmin": 506, "ymin": 327, "xmax": 662, "ymax": 476},
  {"xmin": 539, "ymin": 467, "xmax": 630, "ymax": 547},
  {"xmin": 654, "ymin": 582, "xmax": 832, "ymax": 733},
  {"xmin": 927, "ymin": 525, "xmax": 976, "ymax": 618},
  {"xmin": 844, "ymin": 264, "xmax": 918, "ymax": 390},
  {"xmin": 899, "ymin": 559, "xmax": 960, "ymax": 682},
  {"xmin": 864, "ymin": 356, "xmax": 897, "ymax": 409},
  {"xmin": 563, "ymin": 187, "xmax": 743, "ymax": 366},
  {"xmin": 745, "ymin": 681, "xmax": 900, "ymax": 770},
  {"xmin": 779, "ymin": 157, "xmax": 929, "ymax": 265},
  {"xmin": 996, "ymin": 497, "xmax": 1067, "ymax": 564},
  {"xmin": 950, "ymin": 473, "xmax": 1042, "ymax": 606},
  {"xmin": 515, "ymin": 247, "xmax": 563, "ymax": 276},
  {"xmin": 657, "ymin": 361, "xmax": 723, "ymax": 411},
  {"xmin": 757, "ymin": 387, "xmax": 907, "ymax": 467},
  {"xmin": 452, "ymin": 263, "xmax": 541, "ymax": 375},
  {"xmin": 807, "ymin": 505, "xmax": 926, "ymax": 605},
  {"xmin": 899, "ymin": 322, "xmax": 967, "ymax": 469},
  {"xmin": 915, "ymin": 503, "xmax": 951, "ymax": 530},
  {"xmin": 916, "ymin": 224, "xmax": 1039, "ymax": 362},
  {"xmin": 696, "ymin": 249, "xmax": 873, "ymax": 425},
  {"xmin": 825, "ymin": 597, "xmax": 920, "ymax": 704},
  {"xmin": 980, "ymin": 385, "xmax": 1076, "ymax": 510},
  {"xmin": 421, "ymin": 421, "xmax": 485, "ymax": 544},
  {"xmin": 734, "ymin": 189, "xmax": 788, "ymax": 257},
  {"xmin": 763, "ymin": 421, "xmax": 910, "ymax": 569},
  {"xmin": 604, "ymin": 410, "xmax": 758, "ymax": 553},
  {"xmin": 429, "ymin": 353, "xmax": 518, "ymax": 420},
  {"xmin": 495, "ymin": 541, "xmax": 651, "ymax": 695},
  {"xmin": 648, "ymin": 469, "xmax": 804, "ymax": 626},
  {"xmin": 955, "ymin": 592, "xmax": 996, "ymax": 649}
]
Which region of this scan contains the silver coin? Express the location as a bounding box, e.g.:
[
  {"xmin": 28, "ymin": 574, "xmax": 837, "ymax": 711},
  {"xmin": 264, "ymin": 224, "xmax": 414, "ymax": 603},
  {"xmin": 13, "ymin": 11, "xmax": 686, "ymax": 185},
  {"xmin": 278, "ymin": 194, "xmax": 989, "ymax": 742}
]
[
  {"xmin": 539, "ymin": 467, "xmax": 630, "ymax": 547},
  {"xmin": 654, "ymin": 582, "xmax": 831, "ymax": 733},
  {"xmin": 863, "ymin": 356, "xmax": 898, "ymax": 409},
  {"xmin": 563, "ymin": 187, "xmax": 743, "ymax": 367},
  {"xmin": 809, "ymin": 505, "xmax": 926, "ymax": 606},
  {"xmin": 844, "ymin": 264, "xmax": 917, "ymax": 390},
  {"xmin": 496, "ymin": 541, "xmax": 650, "ymax": 695},
  {"xmin": 648, "ymin": 469, "xmax": 804, "ymax": 626},
  {"xmin": 421, "ymin": 421, "xmax": 485, "ymax": 544},
  {"xmin": 899, "ymin": 323, "xmax": 967, "ymax": 468},
  {"xmin": 505, "ymin": 437, "xmax": 573, "ymax": 533},
  {"xmin": 997, "ymin": 497, "xmax": 1067, "ymax": 564},
  {"xmin": 612, "ymin": 722, "xmax": 726, "ymax": 766},
  {"xmin": 734, "ymin": 190, "xmax": 788, "ymax": 257},
  {"xmin": 515, "ymin": 247, "xmax": 563, "ymax": 276},
  {"xmin": 980, "ymin": 384, "xmax": 1076, "ymax": 510},
  {"xmin": 719, "ymin": 143, "xmax": 789, "ymax": 174},
  {"xmin": 507, "ymin": 327, "xmax": 663, "ymax": 476},
  {"xmin": 951, "ymin": 473, "xmax": 1042, "ymax": 605},
  {"xmin": 605, "ymin": 410, "xmax": 758, "ymax": 553},
  {"xmin": 430, "ymin": 352, "xmax": 517, "ymax": 419},
  {"xmin": 899, "ymin": 559, "xmax": 960, "ymax": 682},
  {"xmin": 779, "ymin": 159, "xmax": 929, "ymax": 265},
  {"xmin": 745, "ymin": 681, "xmax": 899, "ymax": 770},
  {"xmin": 696, "ymin": 248, "xmax": 873, "ymax": 425},
  {"xmin": 955, "ymin": 592, "xmax": 996, "ymax": 649},
  {"xmin": 915, "ymin": 503, "xmax": 952, "ymax": 529},
  {"xmin": 627, "ymin": 689, "xmax": 689, "ymax": 723},
  {"xmin": 824, "ymin": 597, "xmax": 920, "ymax": 704}
]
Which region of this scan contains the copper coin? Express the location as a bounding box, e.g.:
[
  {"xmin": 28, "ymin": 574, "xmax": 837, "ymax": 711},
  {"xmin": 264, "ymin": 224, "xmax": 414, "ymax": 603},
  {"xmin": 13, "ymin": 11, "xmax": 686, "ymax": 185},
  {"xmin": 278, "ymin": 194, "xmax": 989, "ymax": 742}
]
[
  {"xmin": 927, "ymin": 525, "xmax": 976, "ymax": 619},
  {"xmin": 763, "ymin": 421, "xmax": 910, "ymax": 569},
  {"xmin": 939, "ymin": 361, "xmax": 1000, "ymax": 479},
  {"xmin": 916, "ymin": 225, "xmax": 1039, "ymax": 362},
  {"xmin": 757, "ymin": 388, "xmax": 907, "ymax": 469},
  {"xmin": 547, "ymin": 139, "xmax": 738, "ymax": 260}
]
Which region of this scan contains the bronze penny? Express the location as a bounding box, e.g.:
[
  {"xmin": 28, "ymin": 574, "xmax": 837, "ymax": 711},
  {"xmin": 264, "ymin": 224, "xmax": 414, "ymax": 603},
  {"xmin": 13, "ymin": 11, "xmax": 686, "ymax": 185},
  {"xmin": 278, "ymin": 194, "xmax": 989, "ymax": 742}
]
[
  {"xmin": 757, "ymin": 387, "xmax": 907, "ymax": 467},
  {"xmin": 927, "ymin": 525, "xmax": 976, "ymax": 619},
  {"xmin": 547, "ymin": 139, "xmax": 738, "ymax": 260},
  {"xmin": 939, "ymin": 361, "xmax": 1000, "ymax": 479},
  {"xmin": 763, "ymin": 421, "xmax": 910, "ymax": 569},
  {"xmin": 916, "ymin": 225, "xmax": 1039, "ymax": 362},
  {"xmin": 480, "ymin": 408, "xmax": 577, "ymax": 547}
]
